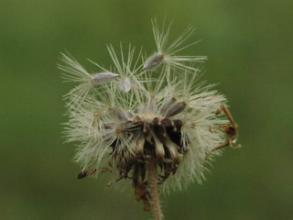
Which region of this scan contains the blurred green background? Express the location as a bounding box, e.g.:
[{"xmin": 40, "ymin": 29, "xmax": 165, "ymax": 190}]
[{"xmin": 1, "ymin": 0, "xmax": 293, "ymax": 219}]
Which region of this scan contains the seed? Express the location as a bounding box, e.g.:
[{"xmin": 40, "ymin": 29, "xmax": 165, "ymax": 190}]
[
  {"xmin": 143, "ymin": 53, "xmax": 164, "ymax": 70},
  {"xmin": 91, "ymin": 72, "xmax": 119, "ymax": 85},
  {"xmin": 165, "ymin": 101, "xmax": 186, "ymax": 117}
]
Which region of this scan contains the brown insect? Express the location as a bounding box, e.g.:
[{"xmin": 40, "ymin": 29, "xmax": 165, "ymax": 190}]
[{"xmin": 212, "ymin": 105, "xmax": 239, "ymax": 152}]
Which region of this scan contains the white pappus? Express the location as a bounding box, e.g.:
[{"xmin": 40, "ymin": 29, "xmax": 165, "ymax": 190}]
[{"xmin": 60, "ymin": 21, "xmax": 239, "ymax": 214}]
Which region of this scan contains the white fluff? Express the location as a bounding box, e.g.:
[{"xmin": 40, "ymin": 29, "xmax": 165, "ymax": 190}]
[{"xmin": 61, "ymin": 22, "xmax": 236, "ymax": 193}]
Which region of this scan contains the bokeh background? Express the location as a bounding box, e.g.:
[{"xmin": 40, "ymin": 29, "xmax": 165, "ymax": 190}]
[{"xmin": 1, "ymin": 0, "xmax": 293, "ymax": 219}]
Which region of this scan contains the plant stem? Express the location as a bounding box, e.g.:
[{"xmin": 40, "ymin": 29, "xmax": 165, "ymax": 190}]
[{"xmin": 148, "ymin": 159, "xmax": 163, "ymax": 220}]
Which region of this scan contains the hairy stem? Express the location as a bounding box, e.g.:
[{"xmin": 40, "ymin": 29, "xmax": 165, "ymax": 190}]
[{"xmin": 148, "ymin": 159, "xmax": 164, "ymax": 220}]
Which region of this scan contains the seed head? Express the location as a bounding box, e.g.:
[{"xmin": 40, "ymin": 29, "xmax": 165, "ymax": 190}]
[{"xmin": 61, "ymin": 21, "xmax": 239, "ymax": 211}]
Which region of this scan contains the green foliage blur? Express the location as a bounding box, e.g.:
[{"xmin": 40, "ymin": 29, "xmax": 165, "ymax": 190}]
[{"xmin": 1, "ymin": 0, "xmax": 292, "ymax": 219}]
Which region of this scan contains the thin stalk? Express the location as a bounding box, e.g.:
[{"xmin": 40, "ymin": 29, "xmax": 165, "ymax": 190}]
[{"xmin": 148, "ymin": 159, "xmax": 164, "ymax": 220}]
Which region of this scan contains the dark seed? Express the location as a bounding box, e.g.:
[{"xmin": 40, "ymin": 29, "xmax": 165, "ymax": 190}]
[
  {"xmin": 165, "ymin": 101, "xmax": 186, "ymax": 117},
  {"xmin": 77, "ymin": 171, "xmax": 87, "ymax": 179}
]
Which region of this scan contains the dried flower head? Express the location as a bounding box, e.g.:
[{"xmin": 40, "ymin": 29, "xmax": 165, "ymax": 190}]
[{"xmin": 60, "ymin": 22, "xmax": 239, "ymax": 220}]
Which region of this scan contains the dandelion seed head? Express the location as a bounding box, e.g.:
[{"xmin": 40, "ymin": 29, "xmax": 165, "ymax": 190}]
[{"xmin": 61, "ymin": 21, "xmax": 239, "ymax": 200}]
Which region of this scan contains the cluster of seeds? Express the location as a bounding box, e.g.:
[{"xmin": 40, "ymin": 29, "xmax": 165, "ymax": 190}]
[{"xmin": 60, "ymin": 21, "xmax": 239, "ymax": 216}]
